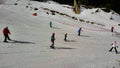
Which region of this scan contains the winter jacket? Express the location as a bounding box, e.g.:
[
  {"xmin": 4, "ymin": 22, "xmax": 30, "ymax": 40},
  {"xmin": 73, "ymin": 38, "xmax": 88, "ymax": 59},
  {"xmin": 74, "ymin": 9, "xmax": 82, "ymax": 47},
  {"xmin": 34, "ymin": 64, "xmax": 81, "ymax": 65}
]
[
  {"xmin": 51, "ymin": 36, "xmax": 55, "ymax": 41},
  {"xmin": 78, "ymin": 28, "xmax": 82, "ymax": 33},
  {"xmin": 111, "ymin": 27, "xmax": 114, "ymax": 32},
  {"xmin": 3, "ymin": 27, "xmax": 10, "ymax": 36},
  {"xmin": 51, "ymin": 33, "xmax": 55, "ymax": 42},
  {"xmin": 111, "ymin": 41, "xmax": 117, "ymax": 47}
]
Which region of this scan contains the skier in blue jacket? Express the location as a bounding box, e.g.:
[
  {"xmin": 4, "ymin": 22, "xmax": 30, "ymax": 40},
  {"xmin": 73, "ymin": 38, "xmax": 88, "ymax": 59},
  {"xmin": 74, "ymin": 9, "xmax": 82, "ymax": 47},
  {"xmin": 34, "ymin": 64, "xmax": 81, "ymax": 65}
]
[
  {"xmin": 78, "ymin": 27, "xmax": 82, "ymax": 36},
  {"xmin": 49, "ymin": 21, "xmax": 52, "ymax": 28}
]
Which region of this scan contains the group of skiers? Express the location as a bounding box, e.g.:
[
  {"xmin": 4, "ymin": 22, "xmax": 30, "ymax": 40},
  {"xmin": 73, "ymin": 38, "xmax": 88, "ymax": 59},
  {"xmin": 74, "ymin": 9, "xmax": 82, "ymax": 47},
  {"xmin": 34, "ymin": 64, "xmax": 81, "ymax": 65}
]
[
  {"xmin": 1, "ymin": 22, "xmax": 119, "ymax": 54},
  {"xmin": 109, "ymin": 26, "xmax": 119, "ymax": 54},
  {"xmin": 49, "ymin": 21, "xmax": 84, "ymax": 49},
  {"xmin": 49, "ymin": 21, "xmax": 119, "ymax": 54},
  {"xmin": 50, "ymin": 28, "xmax": 82, "ymax": 49},
  {"xmin": 50, "ymin": 29, "xmax": 82, "ymax": 49}
]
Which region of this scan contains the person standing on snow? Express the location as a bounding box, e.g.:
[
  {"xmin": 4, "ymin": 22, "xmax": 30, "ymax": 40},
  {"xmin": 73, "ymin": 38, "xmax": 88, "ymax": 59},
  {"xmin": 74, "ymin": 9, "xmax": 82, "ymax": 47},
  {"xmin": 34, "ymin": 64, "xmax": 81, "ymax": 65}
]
[
  {"xmin": 78, "ymin": 27, "xmax": 82, "ymax": 36},
  {"xmin": 50, "ymin": 33, "xmax": 55, "ymax": 49},
  {"xmin": 2, "ymin": 27, "xmax": 11, "ymax": 42},
  {"xmin": 109, "ymin": 41, "xmax": 118, "ymax": 54},
  {"xmin": 111, "ymin": 26, "xmax": 114, "ymax": 32},
  {"xmin": 49, "ymin": 21, "xmax": 53, "ymax": 28},
  {"xmin": 64, "ymin": 33, "xmax": 67, "ymax": 41}
]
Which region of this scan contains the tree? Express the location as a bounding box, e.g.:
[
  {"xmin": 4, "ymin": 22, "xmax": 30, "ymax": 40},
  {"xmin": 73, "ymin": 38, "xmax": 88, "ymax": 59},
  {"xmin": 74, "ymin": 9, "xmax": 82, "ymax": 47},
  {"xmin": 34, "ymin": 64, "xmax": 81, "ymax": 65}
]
[
  {"xmin": 74, "ymin": 0, "xmax": 80, "ymax": 14},
  {"xmin": 31, "ymin": 0, "xmax": 120, "ymax": 14}
]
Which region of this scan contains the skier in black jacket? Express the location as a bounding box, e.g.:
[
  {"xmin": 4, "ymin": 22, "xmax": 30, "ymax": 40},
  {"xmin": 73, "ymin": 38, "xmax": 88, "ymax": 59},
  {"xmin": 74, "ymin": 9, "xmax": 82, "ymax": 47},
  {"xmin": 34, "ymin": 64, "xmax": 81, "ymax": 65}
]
[{"xmin": 50, "ymin": 33, "xmax": 55, "ymax": 49}]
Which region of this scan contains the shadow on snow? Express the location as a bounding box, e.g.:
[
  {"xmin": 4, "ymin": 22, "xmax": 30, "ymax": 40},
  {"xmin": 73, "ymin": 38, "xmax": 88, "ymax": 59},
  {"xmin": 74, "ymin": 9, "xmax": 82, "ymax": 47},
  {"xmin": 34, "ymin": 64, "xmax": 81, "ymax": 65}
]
[
  {"xmin": 79, "ymin": 35, "xmax": 91, "ymax": 37},
  {"xmin": 65, "ymin": 40, "xmax": 77, "ymax": 42},
  {"xmin": 9, "ymin": 40, "xmax": 35, "ymax": 44},
  {"xmin": 55, "ymin": 47, "xmax": 75, "ymax": 50}
]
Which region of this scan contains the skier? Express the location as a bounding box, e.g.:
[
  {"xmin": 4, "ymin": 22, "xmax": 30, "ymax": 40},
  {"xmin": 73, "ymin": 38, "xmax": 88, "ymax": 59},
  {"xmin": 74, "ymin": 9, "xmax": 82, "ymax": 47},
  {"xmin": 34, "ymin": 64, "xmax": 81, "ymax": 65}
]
[
  {"xmin": 50, "ymin": 33, "xmax": 55, "ymax": 49},
  {"xmin": 64, "ymin": 33, "xmax": 67, "ymax": 41},
  {"xmin": 109, "ymin": 41, "xmax": 118, "ymax": 54},
  {"xmin": 2, "ymin": 27, "xmax": 11, "ymax": 42},
  {"xmin": 78, "ymin": 27, "xmax": 82, "ymax": 36},
  {"xmin": 111, "ymin": 26, "xmax": 114, "ymax": 32},
  {"xmin": 49, "ymin": 21, "xmax": 52, "ymax": 28}
]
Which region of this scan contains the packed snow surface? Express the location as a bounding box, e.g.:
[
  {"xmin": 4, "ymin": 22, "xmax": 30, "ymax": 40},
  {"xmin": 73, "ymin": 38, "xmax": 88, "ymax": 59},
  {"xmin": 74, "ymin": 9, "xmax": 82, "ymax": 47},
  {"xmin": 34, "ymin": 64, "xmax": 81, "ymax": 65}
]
[{"xmin": 0, "ymin": 0, "xmax": 120, "ymax": 68}]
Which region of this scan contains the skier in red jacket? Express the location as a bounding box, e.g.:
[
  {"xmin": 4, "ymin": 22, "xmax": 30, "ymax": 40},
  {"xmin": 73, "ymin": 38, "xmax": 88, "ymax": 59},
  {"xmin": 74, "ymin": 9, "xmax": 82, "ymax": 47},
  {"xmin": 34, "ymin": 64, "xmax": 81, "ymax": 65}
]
[
  {"xmin": 111, "ymin": 26, "xmax": 114, "ymax": 32},
  {"xmin": 3, "ymin": 27, "xmax": 11, "ymax": 42}
]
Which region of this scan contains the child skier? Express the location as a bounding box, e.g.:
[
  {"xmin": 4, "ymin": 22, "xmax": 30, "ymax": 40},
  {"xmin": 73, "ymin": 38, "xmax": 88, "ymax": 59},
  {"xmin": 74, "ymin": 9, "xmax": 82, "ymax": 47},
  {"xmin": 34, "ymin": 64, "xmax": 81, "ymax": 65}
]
[
  {"xmin": 78, "ymin": 27, "xmax": 82, "ymax": 36},
  {"xmin": 49, "ymin": 21, "xmax": 52, "ymax": 28},
  {"xmin": 111, "ymin": 26, "xmax": 114, "ymax": 32},
  {"xmin": 2, "ymin": 26, "xmax": 11, "ymax": 42},
  {"xmin": 109, "ymin": 41, "xmax": 118, "ymax": 54},
  {"xmin": 50, "ymin": 33, "xmax": 55, "ymax": 49},
  {"xmin": 64, "ymin": 33, "xmax": 67, "ymax": 41}
]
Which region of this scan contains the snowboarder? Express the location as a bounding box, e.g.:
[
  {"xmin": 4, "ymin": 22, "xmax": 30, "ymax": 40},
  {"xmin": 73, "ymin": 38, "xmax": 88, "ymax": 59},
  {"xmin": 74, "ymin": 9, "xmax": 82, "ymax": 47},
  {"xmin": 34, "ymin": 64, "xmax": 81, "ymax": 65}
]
[
  {"xmin": 64, "ymin": 33, "xmax": 67, "ymax": 41},
  {"xmin": 109, "ymin": 41, "xmax": 118, "ymax": 54},
  {"xmin": 78, "ymin": 27, "xmax": 82, "ymax": 36},
  {"xmin": 49, "ymin": 21, "xmax": 52, "ymax": 28},
  {"xmin": 50, "ymin": 33, "xmax": 55, "ymax": 49},
  {"xmin": 111, "ymin": 26, "xmax": 114, "ymax": 32},
  {"xmin": 2, "ymin": 26, "xmax": 11, "ymax": 42}
]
